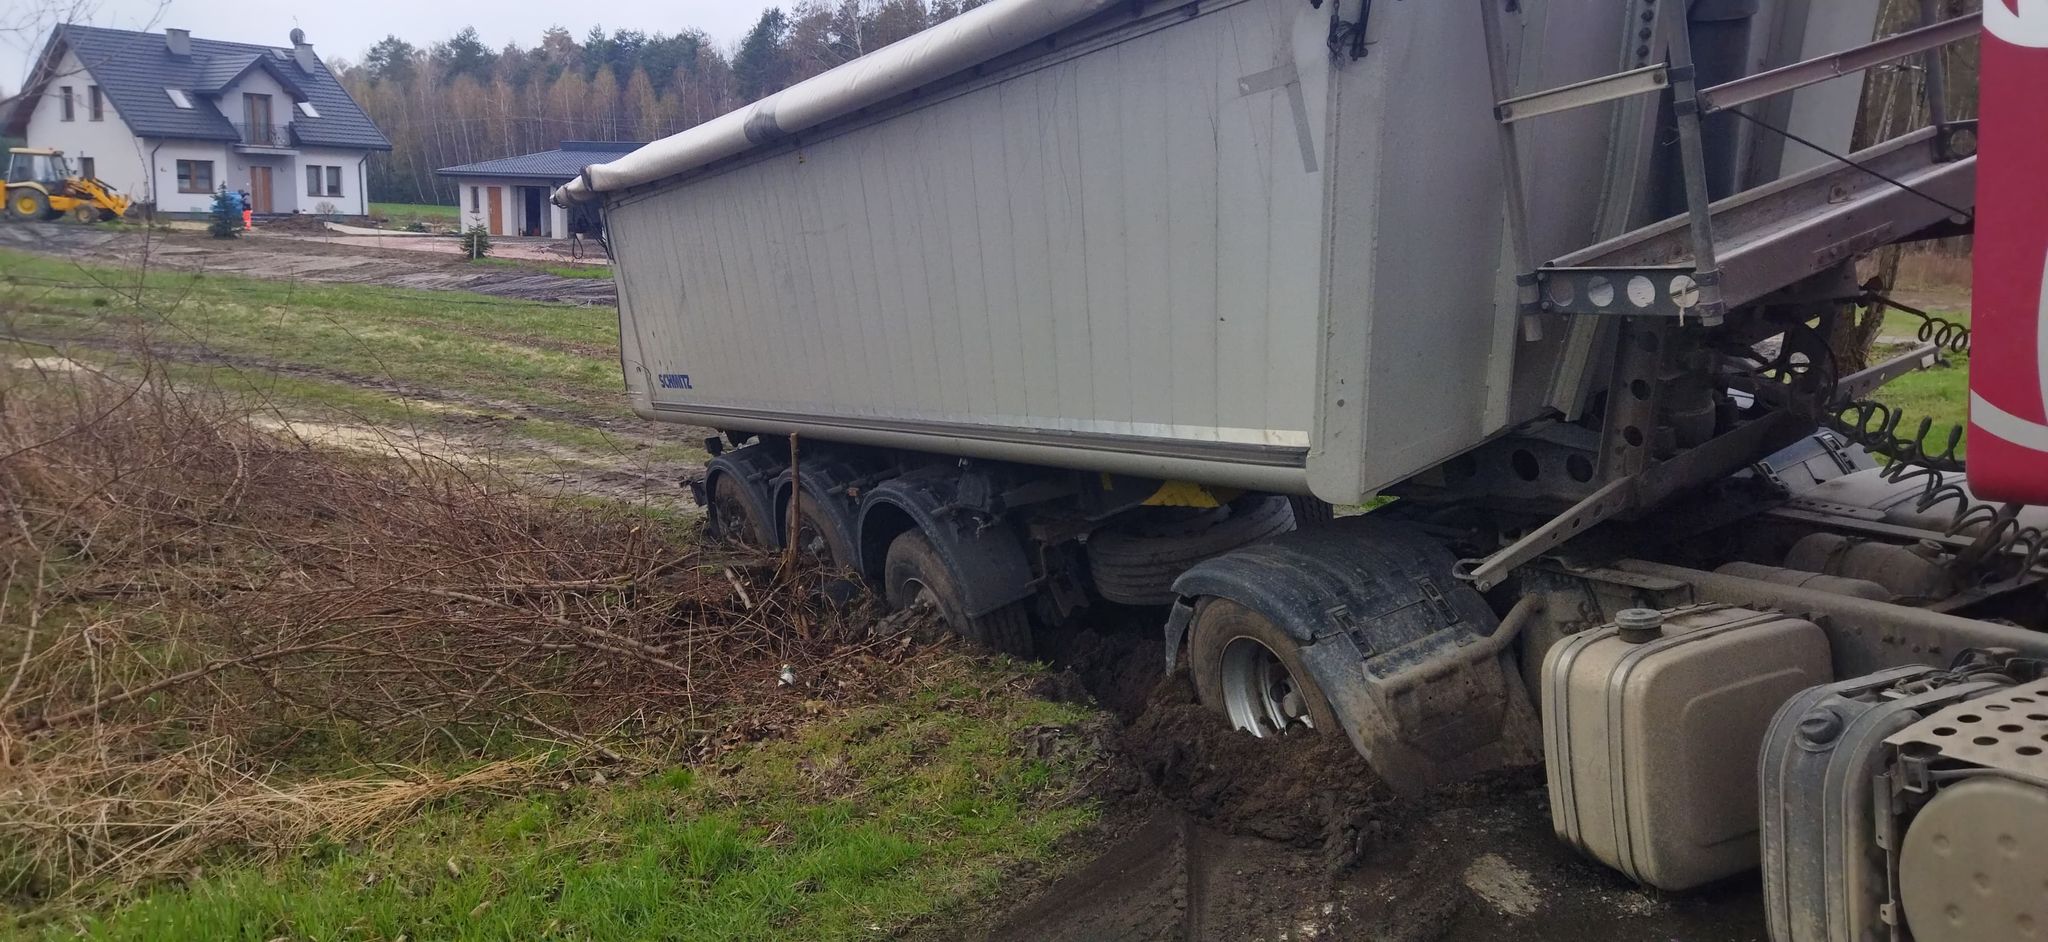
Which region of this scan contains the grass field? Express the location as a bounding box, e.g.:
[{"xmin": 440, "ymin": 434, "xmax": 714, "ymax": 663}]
[
  {"xmin": 472, "ymin": 256, "xmax": 615, "ymax": 279},
  {"xmin": 369, "ymin": 202, "xmax": 461, "ymax": 230},
  {"xmin": 0, "ymin": 247, "xmax": 672, "ymax": 465},
  {"xmin": 36, "ymin": 672, "xmax": 1094, "ymax": 942},
  {"xmin": 0, "ymin": 249, "xmax": 1101, "ymax": 940}
]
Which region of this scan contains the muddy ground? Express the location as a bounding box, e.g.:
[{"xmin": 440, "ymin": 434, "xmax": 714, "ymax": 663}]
[
  {"xmin": 6, "ymin": 343, "xmax": 699, "ymax": 511},
  {"xmin": 1, "ymin": 222, "xmax": 618, "ymax": 305},
  {"xmin": 5, "ymin": 226, "xmax": 1779, "ymax": 938},
  {"xmin": 950, "ymin": 613, "xmax": 1772, "ymax": 942}
]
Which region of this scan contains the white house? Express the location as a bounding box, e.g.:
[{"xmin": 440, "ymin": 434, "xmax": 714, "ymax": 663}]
[
  {"xmin": 438, "ymin": 142, "xmax": 639, "ymax": 238},
  {"xmin": 4, "ymin": 25, "xmax": 390, "ymax": 216}
]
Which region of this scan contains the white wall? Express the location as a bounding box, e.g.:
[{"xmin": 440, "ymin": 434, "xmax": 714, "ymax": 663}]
[
  {"xmin": 293, "ymin": 147, "xmax": 369, "ymax": 216},
  {"xmin": 453, "ymin": 177, "xmax": 567, "ymax": 237},
  {"xmin": 23, "ymin": 50, "xmax": 375, "ymax": 217},
  {"xmin": 224, "ymin": 67, "xmax": 291, "ymax": 132},
  {"xmin": 22, "ymin": 47, "xmax": 151, "ymax": 205},
  {"xmin": 144, "ymin": 139, "xmax": 232, "ymax": 214}
]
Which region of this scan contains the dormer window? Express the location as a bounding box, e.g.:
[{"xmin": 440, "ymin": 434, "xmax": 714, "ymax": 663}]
[
  {"xmin": 166, "ymin": 88, "xmax": 193, "ymax": 109},
  {"xmin": 296, "ymin": 101, "xmax": 320, "ymax": 118}
]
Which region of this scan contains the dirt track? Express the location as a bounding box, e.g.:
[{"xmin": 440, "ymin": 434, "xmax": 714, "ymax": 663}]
[
  {"xmin": 0, "ymin": 222, "xmax": 618, "ymax": 305},
  {"xmin": 7, "ymin": 221, "xmax": 1775, "ymax": 938},
  {"xmin": 952, "ymin": 616, "xmax": 1771, "ymax": 942}
]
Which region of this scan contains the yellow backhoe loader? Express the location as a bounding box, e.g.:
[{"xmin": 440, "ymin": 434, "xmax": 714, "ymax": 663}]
[{"xmin": 5, "ymin": 148, "xmax": 131, "ymax": 223}]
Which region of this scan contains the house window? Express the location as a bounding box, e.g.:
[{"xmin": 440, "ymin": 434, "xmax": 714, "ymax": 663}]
[
  {"xmin": 242, "ymin": 93, "xmax": 274, "ymax": 145},
  {"xmin": 88, "ymin": 86, "xmax": 103, "ymax": 121},
  {"xmin": 59, "ymin": 86, "xmax": 74, "ymax": 121},
  {"xmin": 166, "ymin": 88, "xmax": 193, "ymax": 109},
  {"xmin": 469, "ymin": 186, "xmax": 479, "ymax": 212},
  {"xmin": 305, "ymin": 166, "xmax": 345, "ymax": 197},
  {"xmin": 297, "ymin": 101, "xmax": 321, "ymax": 118},
  {"xmin": 78, "ymin": 157, "xmax": 95, "ymax": 180},
  {"xmin": 175, "ymin": 160, "xmax": 214, "ymax": 194}
]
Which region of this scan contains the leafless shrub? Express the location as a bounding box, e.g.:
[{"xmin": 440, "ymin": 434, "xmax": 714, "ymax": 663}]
[{"xmin": 0, "ymin": 355, "xmax": 933, "ymax": 904}]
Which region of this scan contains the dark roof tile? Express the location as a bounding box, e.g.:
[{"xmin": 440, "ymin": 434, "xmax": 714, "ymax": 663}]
[
  {"xmin": 11, "ymin": 25, "xmax": 389, "ymax": 150},
  {"xmin": 437, "ymin": 142, "xmax": 643, "ymax": 181}
]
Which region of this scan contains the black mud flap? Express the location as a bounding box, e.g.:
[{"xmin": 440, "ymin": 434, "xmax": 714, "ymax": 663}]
[
  {"xmin": 1170, "ymin": 517, "xmax": 1542, "ymax": 791},
  {"xmin": 705, "ymin": 446, "xmax": 787, "ymax": 547},
  {"xmin": 771, "ymin": 455, "xmax": 876, "ymax": 566},
  {"xmin": 857, "ymin": 472, "xmax": 1035, "ymax": 618}
]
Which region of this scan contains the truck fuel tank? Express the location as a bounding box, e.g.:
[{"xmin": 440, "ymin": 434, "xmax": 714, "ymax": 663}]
[{"xmin": 1543, "ymin": 604, "xmax": 1832, "ymax": 890}]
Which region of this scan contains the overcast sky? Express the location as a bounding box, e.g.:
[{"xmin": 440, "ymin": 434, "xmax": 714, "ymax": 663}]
[{"xmin": 4, "ymin": 0, "xmax": 782, "ymax": 92}]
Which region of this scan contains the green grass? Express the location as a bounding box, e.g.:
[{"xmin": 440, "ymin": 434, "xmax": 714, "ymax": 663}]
[
  {"xmin": 0, "ymin": 249, "xmax": 624, "ymax": 420},
  {"xmin": 370, "ymin": 202, "xmax": 459, "ymax": 229},
  {"xmin": 471, "ymin": 257, "xmax": 614, "ymax": 279},
  {"xmin": 41, "ymin": 676, "xmax": 1096, "ymax": 942},
  {"xmin": 0, "ymin": 248, "xmax": 691, "ymax": 468},
  {"xmin": 1868, "ymin": 303, "xmax": 1971, "ymax": 454}
]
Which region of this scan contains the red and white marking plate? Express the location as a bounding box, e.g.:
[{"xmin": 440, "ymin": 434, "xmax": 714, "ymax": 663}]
[{"xmin": 1970, "ymin": 0, "xmax": 2048, "ymax": 503}]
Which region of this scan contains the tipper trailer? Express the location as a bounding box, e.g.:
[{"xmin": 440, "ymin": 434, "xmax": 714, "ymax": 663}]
[{"xmin": 561, "ymin": 0, "xmax": 2048, "ymax": 935}]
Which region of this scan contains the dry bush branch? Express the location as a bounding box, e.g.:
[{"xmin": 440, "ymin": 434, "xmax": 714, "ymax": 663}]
[{"xmin": 0, "ymin": 354, "xmax": 937, "ymax": 905}]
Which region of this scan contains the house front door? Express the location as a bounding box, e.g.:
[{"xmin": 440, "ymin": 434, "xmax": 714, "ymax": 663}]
[
  {"xmin": 249, "ymin": 166, "xmax": 273, "ymax": 214},
  {"xmin": 487, "ymin": 186, "xmax": 503, "ymax": 236}
]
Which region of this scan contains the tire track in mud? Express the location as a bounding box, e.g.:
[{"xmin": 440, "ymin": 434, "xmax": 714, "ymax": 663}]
[
  {"xmin": 0, "ymin": 223, "xmax": 617, "ymax": 305},
  {"xmin": 959, "ymin": 619, "xmax": 1773, "ymax": 942},
  {"xmin": 2, "ymin": 331, "xmax": 709, "ymax": 510}
]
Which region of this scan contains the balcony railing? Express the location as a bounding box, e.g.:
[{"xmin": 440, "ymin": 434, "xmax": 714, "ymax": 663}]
[{"xmin": 234, "ymin": 122, "xmax": 293, "ymax": 147}]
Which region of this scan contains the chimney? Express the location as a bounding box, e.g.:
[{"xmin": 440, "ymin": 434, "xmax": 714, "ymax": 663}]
[
  {"xmin": 289, "ymin": 28, "xmax": 316, "ymax": 72},
  {"xmin": 165, "ymin": 28, "xmax": 190, "ymax": 57}
]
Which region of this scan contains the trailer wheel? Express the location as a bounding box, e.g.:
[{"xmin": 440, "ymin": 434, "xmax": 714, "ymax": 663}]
[
  {"xmin": 883, "ymin": 529, "xmax": 1033, "ymax": 656},
  {"xmin": 1087, "ymin": 496, "xmax": 1296, "ymax": 605},
  {"xmin": 1187, "ymin": 598, "xmax": 1338, "ymax": 738},
  {"xmin": 1286, "ymin": 496, "xmax": 1335, "ymax": 529},
  {"xmin": 790, "ymin": 492, "xmax": 857, "ymax": 570},
  {"xmin": 709, "ymin": 472, "xmax": 776, "ymax": 547}
]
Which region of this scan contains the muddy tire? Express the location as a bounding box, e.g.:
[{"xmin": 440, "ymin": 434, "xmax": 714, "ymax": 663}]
[
  {"xmin": 708, "ymin": 471, "xmax": 776, "ymax": 547},
  {"xmin": 1286, "ymin": 495, "xmax": 1335, "ymax": 529},
  {"xmin": 1187, "ymin": 598, "xmax": 1338, "ymax": 738},
  {"xmin": 883, "ymin": 529, "xmax": 1033, "ymax": 656},
  {"xmin": 1088, "ymin": 496, "xmax": 1296, "ymax": 605},
  {"xmin": 788, "ymin": 492, "xmax": 856, "ymax": 569},
  {"xmin": 8, "ymin": 188, "xmax": 49, "ymax": 222}
]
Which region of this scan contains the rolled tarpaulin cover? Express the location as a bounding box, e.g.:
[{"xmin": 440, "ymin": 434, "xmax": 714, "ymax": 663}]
[{"xmin": 553, "ymin": 0, "xmax": 1122, "ymax": 205}]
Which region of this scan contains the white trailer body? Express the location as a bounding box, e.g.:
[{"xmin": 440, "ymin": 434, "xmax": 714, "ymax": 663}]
[{"xmin": 584, "ymin": 0, "xmax": 1870, "ymax": 504}]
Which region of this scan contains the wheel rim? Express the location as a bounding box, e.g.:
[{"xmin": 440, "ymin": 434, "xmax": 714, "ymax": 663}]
[
  {"xmin": 1218, "ymin": 636, "xmax": 1315, "ymax": 737},
  {"xmin": 793, "ymin": 507, "xmax": 834, "ymax": 565},
  {"xmin": 899, "ymin": 577, "xmax": 940, "ymax": 613},
  {"xmin": 14, "ymin": 196, "xmax": 36, "ymax": 216},
  {"xmin": 709, "ymin": 478, "xmax": 754, "ymax": 544}
]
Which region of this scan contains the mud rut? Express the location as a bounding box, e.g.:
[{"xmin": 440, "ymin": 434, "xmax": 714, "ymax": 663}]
[
  {"xmin": 971, "ymin": 610, "xmax": 1772, "ymax": 942},
  {"xmin": 0, "ymin": 223, "xmax": 618, "ymax": 305},
  {"xmin": 7, "ymin": 224, "xmax": 1771, "ymax": 937}
]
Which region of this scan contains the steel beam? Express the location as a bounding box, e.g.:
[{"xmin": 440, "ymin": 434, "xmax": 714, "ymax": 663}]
[
  {"xmin": 1699, "ymin": 13, "xmax": 1981, "ymax": 115},
  {"xmin": 1495, "ymin": 64, "xmax": 1670, "ymax": 123}
]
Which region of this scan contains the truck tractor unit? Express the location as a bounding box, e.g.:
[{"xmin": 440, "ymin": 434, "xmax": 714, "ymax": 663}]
[
  {"xmin": 560, "ymin": 0, "xmax": 2048, "ymax": 935},
  {"xmin": 5, "ymin": 147, "xmax": 131, "ymax": 223}
]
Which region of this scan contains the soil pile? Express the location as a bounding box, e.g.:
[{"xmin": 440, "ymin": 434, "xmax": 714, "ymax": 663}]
[
  {"xmin": 974, "ymin": 610, "xmax": 1772, "ymax": 942},
  {"xmin": 256, "ymin": 213, "xmax": 338, "ymax": 235},
  {"xmin": 1120, "ymin": 674, "xmax": 1386, "ymax": 864}
]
